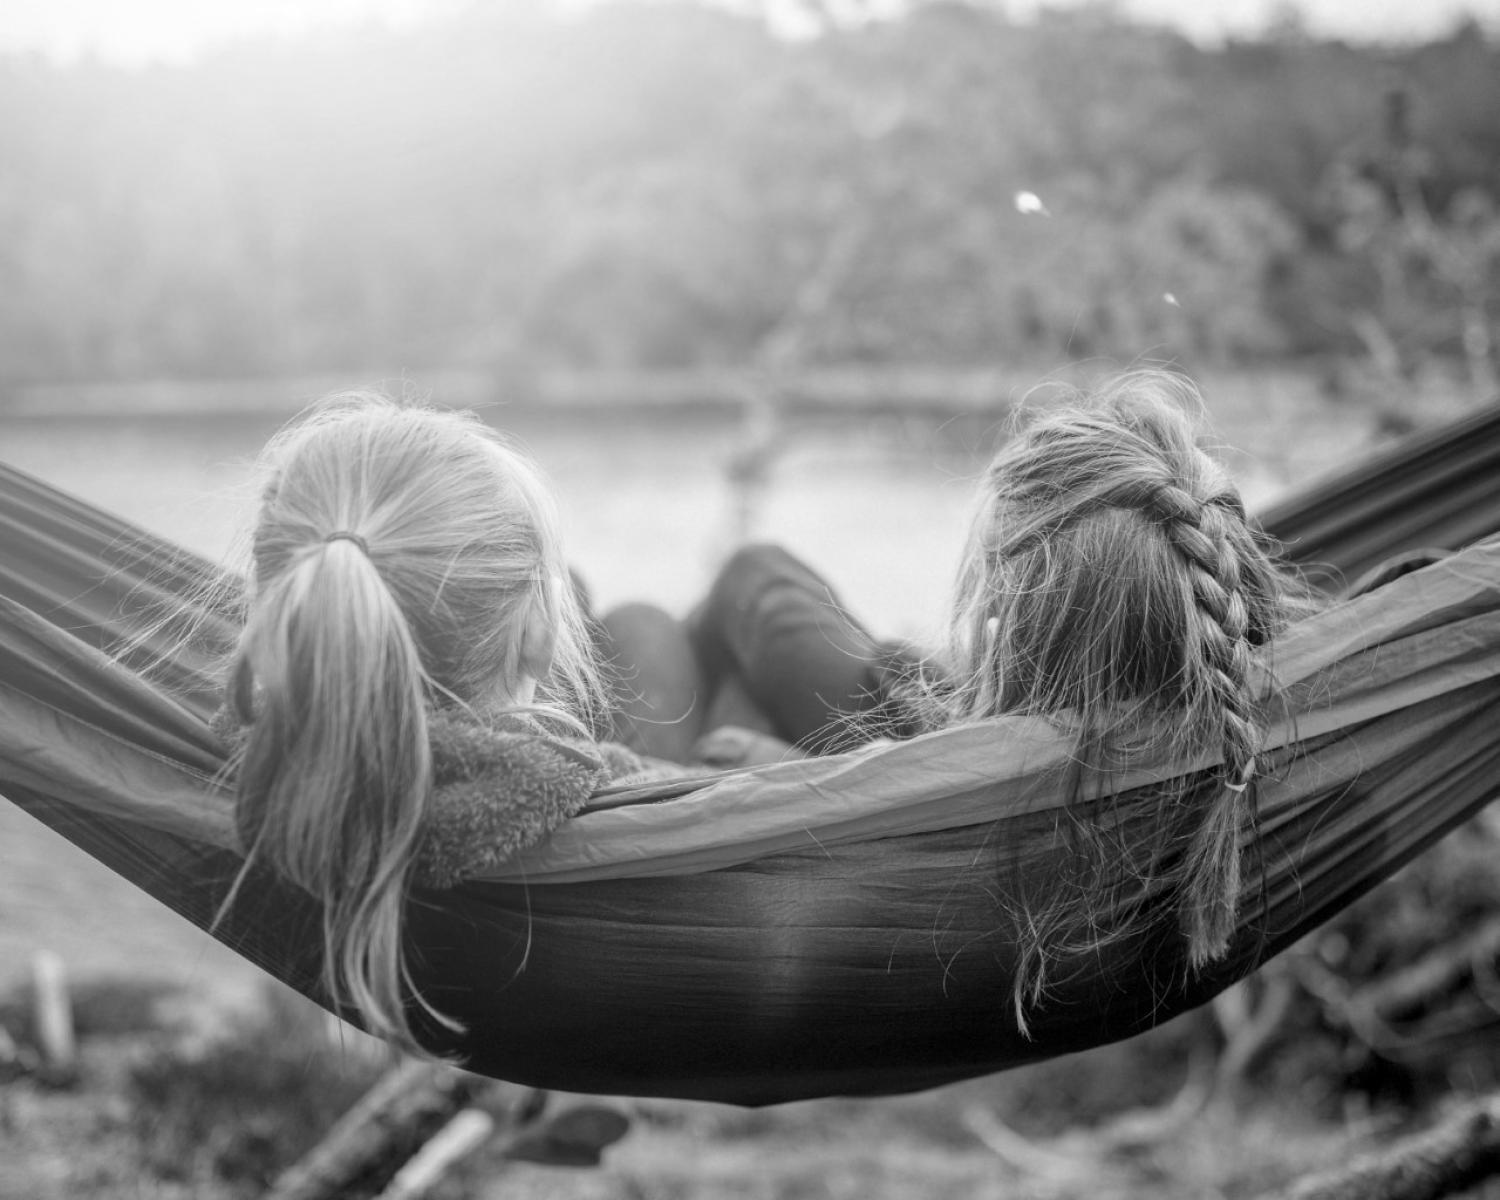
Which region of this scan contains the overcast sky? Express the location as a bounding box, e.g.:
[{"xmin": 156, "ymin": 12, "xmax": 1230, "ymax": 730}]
[{"xmin": 0, "ymin": 0, "xmax": 1494, "ymax": 65}]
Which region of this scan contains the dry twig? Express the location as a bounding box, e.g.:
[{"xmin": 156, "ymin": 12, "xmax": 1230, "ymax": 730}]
[{"xmin": 1269, "ymin": 1091, "xmax": 1500, "ymax": 1200}]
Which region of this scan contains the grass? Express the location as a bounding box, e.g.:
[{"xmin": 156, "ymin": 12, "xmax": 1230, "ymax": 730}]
[
  {"xmin": 0, "ymin": 970, "xmax": 1421, "ymax": 1200},
  {"xmin": 0, "ymin": 974, "xmax": 176, "ymax": 1046},
  {"xmin": 123, "ymin": 986, "xmax": 391, "ymax": 1195},
  {"xmin": 0, "ymin": 979, "xmax": 391, "ymax": 1200}
]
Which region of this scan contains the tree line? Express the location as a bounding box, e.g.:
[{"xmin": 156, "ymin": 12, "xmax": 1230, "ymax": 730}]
[{"xmin": 1, "ymin": 2, "xmax": 1497, "ymax": 390}]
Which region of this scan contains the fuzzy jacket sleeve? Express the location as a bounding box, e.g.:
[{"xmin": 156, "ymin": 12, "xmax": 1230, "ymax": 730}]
[
  {"xmin": 213, "ymin": 703, "xmax": 685, "ymax": 890},
  {"xmin": 416, "ymin": 729, "xmax": 691, "ymax": 886},
  {"xmin": 415, "ymin": 712, "xmax": 613, "ymax": 888}
]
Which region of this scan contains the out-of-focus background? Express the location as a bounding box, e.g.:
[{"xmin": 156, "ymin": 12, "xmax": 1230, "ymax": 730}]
[{"xmin": 2, "ymin": 2, "xmax": 1499, "ymax": 1197}]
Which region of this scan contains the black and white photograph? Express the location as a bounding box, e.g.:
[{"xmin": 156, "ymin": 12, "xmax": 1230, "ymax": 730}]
[{"xmin": 2, "ymin": 1, "xmax": 1498, "ymax": 1196}]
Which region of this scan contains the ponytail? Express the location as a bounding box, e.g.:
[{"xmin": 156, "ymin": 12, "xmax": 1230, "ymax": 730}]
[
  {"xmin": 233, "ymin": 534, "xmax": 436, "ymax": 1051},
  {"xmin": 1152, "ymin": 484, "xmax": 1269, "ymax": 967},
  {"xmin": 226, "ymin": 394, "xmax": 610, "ymax": 1052}
]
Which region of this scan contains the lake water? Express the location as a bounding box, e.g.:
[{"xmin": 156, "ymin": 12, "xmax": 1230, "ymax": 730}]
[{"xmin": 0, "ymin": 404, "xmax": 1003, "ymax": 642}]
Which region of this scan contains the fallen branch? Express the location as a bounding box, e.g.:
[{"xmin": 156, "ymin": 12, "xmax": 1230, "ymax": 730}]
[
  {"xmin": 375, "ymin": 1108, "xmax": 496, "ymax": 1200},
  {"xmin": 1213, "ymin": 972, "xmax": 1299, "ymax": 1090},
  {"xmin": 1291, "ymin": 918, "xmax": 1500, "ymax": 1059},
  {"xmin": 31, "ymin": 951, "xmax": 76, "ymax": 1086},
  {"xmin": 268, "ymin": 1058, "xmax": 633, "ymax": 1199},
  {"xmin": 266, "ymin": 1058, "xmax": 486, "ymax": 1200},
  {"xmin": 1089, "ymin": 1040, "xmax": 1218, "ymax": 1149},
  {"xmin": 962, "ymin": 1032, "xmax": 1220, "ymax": 1182},
  {"xmin": 1358, "ymin": 915, "xmax": 1500, "ymax": 1026},
  {"xmin": 1270, "ymin": 1091, "xmax": 1500, "ymax": 1200},
  {"xmin": 960, "ymin": 1105, "xmax": 1083, "ymax": 1184}
]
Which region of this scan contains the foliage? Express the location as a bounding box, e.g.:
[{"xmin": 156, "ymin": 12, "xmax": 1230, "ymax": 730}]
[
  {"xmin": 0, "ymin": 4, "xmax": 1496, "ymax": 387},
  {"xmin": 0, "ymin": 974, "xmax": 178, "ymax": 1046},
  {"xmin": 124, "ymin": 985, "xmax": 388, "ymax": 1194},
  {"xmin": 1250, "ymin": 810, "xmax": 1500, "ymax": 1113}
]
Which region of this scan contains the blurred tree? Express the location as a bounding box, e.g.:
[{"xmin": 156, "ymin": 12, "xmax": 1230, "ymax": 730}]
[
  {"xmin": 0, "ymin": 2, "xmax": 1495, "ymax": 385},
  {"xmin": 1316, "ymin": 86, "xmax": 1500, "ymax": 393}
]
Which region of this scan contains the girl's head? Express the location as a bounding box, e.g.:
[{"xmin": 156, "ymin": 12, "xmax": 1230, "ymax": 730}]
[
  {"xmin": 944, "ymin": 370, "xmax": 1312, "ymax": 1020},
  {"xmin": 228, "ymin": 392, "xmax": 601, "ymax": 1049}
]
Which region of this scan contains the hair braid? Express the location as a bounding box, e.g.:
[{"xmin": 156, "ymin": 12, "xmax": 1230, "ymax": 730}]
[
  {"xmin": 1151, "ymin": 486, "xmax": 1265, "ymax": 963},
  {"xmin": 1083, "ymin": 457, "xmax": 1268, "ymax": 963}
]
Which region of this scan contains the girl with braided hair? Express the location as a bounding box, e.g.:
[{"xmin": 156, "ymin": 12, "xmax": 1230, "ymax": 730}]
[
  {"xmin": 687, "ymin": 369, "xmax": 1317, "ymax": 1025},
  {"xmin": 930, "ymin": 370, "xmax": 1318, "ymax": 1021}
]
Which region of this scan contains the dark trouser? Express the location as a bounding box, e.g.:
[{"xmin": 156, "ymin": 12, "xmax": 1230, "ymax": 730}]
[
  {"xmin": 598, "ymin": 601, "xmax": 712, "ymax": 764},
  {"xmin": 601, "ymin": 544, "xmax": 922, "ymax": 761}
]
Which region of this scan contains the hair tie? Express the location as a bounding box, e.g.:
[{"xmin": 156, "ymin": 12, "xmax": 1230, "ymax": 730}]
[
  {"xmin": 1224, "ymin": 756, "xmax": 1257, "ymax": 794},
  {"xmin": 323, "ymin": 530, "xmax": 369, "ymax": 555}
]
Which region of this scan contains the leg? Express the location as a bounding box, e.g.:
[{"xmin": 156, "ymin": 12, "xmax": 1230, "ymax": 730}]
[
  {"xmin": 689, "ymin": 544, "xmax": 902, "ymax": 754},
  {"xmin": 597, "ymin": 602, "xmax": 711, "ymax": 764}
]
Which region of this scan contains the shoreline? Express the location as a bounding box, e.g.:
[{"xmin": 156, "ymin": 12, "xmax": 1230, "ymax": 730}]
[{"xmin": 0, "ymin": 365, "xmax": 1023, "ymax": 421}]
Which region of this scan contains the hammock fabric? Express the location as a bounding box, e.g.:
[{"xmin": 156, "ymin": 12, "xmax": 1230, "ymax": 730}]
[
  {"xmin": 1257, "ymin": 401, "xmax": 1500, "ymax": 587},
  {"xmin": 2, "ymin": 404, "xmax": 1500, "ymax": 1106}
]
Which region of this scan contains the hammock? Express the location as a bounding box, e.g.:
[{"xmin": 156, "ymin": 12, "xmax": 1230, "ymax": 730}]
[
  {"xmin": 2, "ymin": 405, "xmax": 1499, "ymax": 1106},
  {"xmin": 1257, "ymin": 400, "xmax": 1500, "ymax": 587}
]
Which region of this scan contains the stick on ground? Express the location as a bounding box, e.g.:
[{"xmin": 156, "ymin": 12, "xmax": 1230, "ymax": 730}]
[{"xmin": 1274, "ymin": 1091, "xmax": 1500, "ymax": 1200}]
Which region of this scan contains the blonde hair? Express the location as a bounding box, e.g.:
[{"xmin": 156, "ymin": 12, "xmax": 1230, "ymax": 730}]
[
  {"xmin": 228, "ymin": 392, "xmax": 603, "ymax": 1051},
  {"xmin": 937, "ymin": 370, "xmax": 1316, "ymax": 1029}
]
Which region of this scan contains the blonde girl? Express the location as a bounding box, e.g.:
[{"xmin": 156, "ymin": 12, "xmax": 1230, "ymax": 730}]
[
  {"xmin": 935, "ymin": 370, "xmax": 1318, "ymax": 1021},
  {"xmin": 692, "ymin": 369, "xmax": 1318, "ymax": 1025},
  {"xmin": 221, "ymin": 393, "xmax": 655, "ymax": 1052}
]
